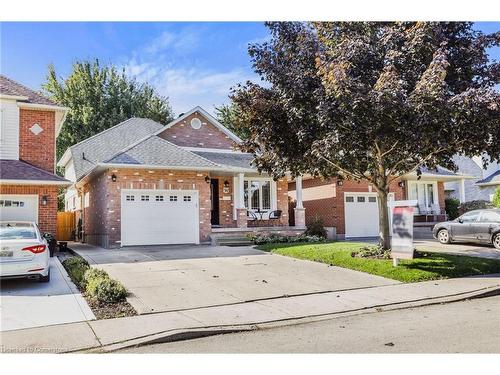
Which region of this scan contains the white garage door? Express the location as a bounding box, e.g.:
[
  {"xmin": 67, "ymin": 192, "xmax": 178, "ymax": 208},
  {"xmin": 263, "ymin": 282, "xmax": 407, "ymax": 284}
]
[
  {"xmin": 344, "ymin": 193, "xmax": 394, "ymax": 238},
  {"xmin": 120, "ymin": 189, "xmax": 199, "ymax": 247},
  {"xmin": 0, "ymin": 195, "xmax": 38, "ymax": 223}
]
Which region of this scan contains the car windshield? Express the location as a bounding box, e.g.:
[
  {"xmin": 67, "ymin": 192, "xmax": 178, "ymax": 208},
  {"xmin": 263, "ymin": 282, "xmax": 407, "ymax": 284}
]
[{"xmin": 0, "ymin": 224, "xmax": 37, "ymax": 240}]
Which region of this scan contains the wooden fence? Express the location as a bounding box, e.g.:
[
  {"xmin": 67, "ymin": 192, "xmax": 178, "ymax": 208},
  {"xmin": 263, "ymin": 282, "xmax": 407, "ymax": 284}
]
[{"xmin": 56, "ymin": 211, "xmax": 76, "ymax": 241}]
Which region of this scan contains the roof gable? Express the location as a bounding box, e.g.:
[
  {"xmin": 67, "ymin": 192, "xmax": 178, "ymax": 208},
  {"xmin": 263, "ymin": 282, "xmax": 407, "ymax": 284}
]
[
  {"xmin": 0, "ymin": 75, "xmax": 56, "ymax": 106},
  {"xmin": 156, "ymin": 106, "xmax": 241, "ymax": 149}
]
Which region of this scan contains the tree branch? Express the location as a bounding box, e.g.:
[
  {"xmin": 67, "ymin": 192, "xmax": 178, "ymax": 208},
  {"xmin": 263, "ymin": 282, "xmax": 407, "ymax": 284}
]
[{"xmin": 317, "ymin": 154, "xmax": 367, "ymax": 181}]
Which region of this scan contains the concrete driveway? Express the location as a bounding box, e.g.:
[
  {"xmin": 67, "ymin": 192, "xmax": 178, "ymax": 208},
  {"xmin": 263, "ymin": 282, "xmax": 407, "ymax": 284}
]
[
  {"xmin": 415, "ymin": 239, "xmax": 500, "ymax": 259},
  {"xmin": 0, "ymin": 258, "xmax": 95, "ymax": 332},
  {"xmin": 70, "ymin": 243, "xmax": 398, "ymax": 315}
]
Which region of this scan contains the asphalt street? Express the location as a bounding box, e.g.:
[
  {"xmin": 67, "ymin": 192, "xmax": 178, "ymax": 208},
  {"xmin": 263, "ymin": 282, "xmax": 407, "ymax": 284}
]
[{"xmin": 119, "ymin": 295, "xmax": 500, "ymax": 353}]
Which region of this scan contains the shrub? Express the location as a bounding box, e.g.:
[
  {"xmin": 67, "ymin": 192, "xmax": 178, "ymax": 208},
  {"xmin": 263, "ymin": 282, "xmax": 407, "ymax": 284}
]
[
  {"xmin": 62, "ymin": 257, "xmax": 90, "ymax": 287},
  {"xmin": 82, "ymin": 268, "xmax": 109, "ymax": 288},
  {"xmin": 86, "ymin": 277, "xmax": 127, "ymax": 303},
  {"xmin": 304, "ymin": 216, "xmax": 327, "ymax": 238},
  {"xmin": 351, "ymin": 246, "xmax": 391, "ymax": 259},
  {"xmin": 459, "ymin": 200, "xmax": 494, "ymax": 214},
  {"xmin": 250, "ymin": 233, "xmax": 326, "ymax": 245},
  {"xmin": 445, "ymin": 198, "xmax": 460, "ymax": 219},
  {"xmin": 493, "ymin": 187, "xmax": 500, "ymax": 208}
]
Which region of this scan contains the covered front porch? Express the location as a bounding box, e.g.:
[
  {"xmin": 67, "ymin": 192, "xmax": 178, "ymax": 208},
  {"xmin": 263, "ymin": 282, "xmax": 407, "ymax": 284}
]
[
  {"xmin": 402, "ymin": 167, "xmax": 474, "ymax": 223},
  {"xmin": 208, "ymin": 172, "xmax": 306, "ymax": 231}
]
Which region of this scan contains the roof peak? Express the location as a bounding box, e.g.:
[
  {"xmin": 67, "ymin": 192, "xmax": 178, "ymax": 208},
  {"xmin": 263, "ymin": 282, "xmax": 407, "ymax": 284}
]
[{"xmin": 0, "ymin": 75, "xmax": 57, "ymax": 106}]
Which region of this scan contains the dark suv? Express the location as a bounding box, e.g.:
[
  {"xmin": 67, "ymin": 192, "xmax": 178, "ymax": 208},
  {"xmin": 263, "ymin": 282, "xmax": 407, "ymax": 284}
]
[{"xmin": 433, "ymin": 209, "xmax": 500, "ymax": 250}]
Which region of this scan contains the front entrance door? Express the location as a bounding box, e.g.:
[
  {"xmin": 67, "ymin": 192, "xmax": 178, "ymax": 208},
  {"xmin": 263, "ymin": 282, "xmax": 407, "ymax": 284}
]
[{"xmin": 210, "ymin": 179, "xmax": 220, "ymax": 226}]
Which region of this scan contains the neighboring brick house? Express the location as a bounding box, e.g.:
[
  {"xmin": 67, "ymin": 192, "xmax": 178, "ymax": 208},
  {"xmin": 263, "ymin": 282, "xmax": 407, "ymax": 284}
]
[
  {"xmin": 288, "ymin": 166, "xmax": 469, "ymax": 239},
  {"xmin": 0, "ymin": 75, "xmax": 70, "ymax": 235},
  {"xmin": 58, "ymin": 107, "xmax": 300, "ymax": 248}
]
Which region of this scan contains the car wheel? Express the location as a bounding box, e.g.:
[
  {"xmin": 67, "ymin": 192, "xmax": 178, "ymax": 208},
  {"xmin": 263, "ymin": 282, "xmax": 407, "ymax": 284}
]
[
  {"xmin": 39, "ymin": 269, "xmax": 50, "ymax": 283},
  {"xmin": 493, "ymin": 234, "xmax": 500, "ymax": 251},
  {"xmin": 437, "ymin": 229, "xmax": 451, "ymax": 244}
]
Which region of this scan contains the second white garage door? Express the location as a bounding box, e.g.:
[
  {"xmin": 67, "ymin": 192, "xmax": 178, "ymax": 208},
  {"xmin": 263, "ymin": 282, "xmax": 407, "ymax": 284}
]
[
  {"xmin": 120, "ymin": 189, "xmax": 199, "ymax": 246},
  {"xmin": 344, "ymin": 192, "xmax": 394, "ymax": 238}
]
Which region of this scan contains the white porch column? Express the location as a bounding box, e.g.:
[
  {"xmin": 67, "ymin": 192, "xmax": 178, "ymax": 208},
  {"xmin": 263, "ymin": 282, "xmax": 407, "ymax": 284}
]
[
  {"xmin": 294, "ymin": 176, "xmax": 306, "ymax": 228},
  {"xmin": 295, "ymin": 176, "xmax": 304, "ymax": 209},
  {"xmin": 236, "ymin": 172, "xmax": 247, "ymax": 228},
  {"xmin": 237, "ymin": 173, "xmax": 245, "ymax": 209},
  {"xmin": 458, "ymin": 178, "xmax": 466, "ymax": 203}
]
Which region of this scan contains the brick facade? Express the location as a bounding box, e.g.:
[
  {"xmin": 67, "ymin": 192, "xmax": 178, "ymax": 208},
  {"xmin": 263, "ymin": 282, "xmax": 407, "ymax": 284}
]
[
  {"xmin": 0, "ymin": 184, "xmax": 58, "ymax": 234},
  {"xmin": 81, "ymin": 168, "xmax": 212, "ymax": 248},
  {"xmin": 19, "ymin": 109, "xmax": 56, "ymax": 173},
  {"xmin": 288, "ymin": 178, "xmax": 405, "ymax": 236},
  {"xmin": 158, "ymin": 112, "xmax": 236, "ymax": 149},
  {"xmin": 81, "ymin": 169, "xmax": 291, "ymax": 248}
]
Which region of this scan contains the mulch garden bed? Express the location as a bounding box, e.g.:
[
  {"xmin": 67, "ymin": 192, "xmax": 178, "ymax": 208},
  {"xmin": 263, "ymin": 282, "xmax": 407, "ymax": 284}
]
[{"xmin": 57, "ymin": 252, "xmax": 137, "ymax": 320}]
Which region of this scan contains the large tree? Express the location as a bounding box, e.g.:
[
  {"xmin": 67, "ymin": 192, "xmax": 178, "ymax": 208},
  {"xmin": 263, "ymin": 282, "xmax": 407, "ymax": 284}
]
[
  {"xmin": 43, "ymin": 59, "xmax": 173, "ymax": 161},
  {"xmin": 214, "ymin": 103, "xmax": 249, "ymax": 139},
  {"xmin": 231, "ymin": 22, "xmax": 500, "ymax": 249}
]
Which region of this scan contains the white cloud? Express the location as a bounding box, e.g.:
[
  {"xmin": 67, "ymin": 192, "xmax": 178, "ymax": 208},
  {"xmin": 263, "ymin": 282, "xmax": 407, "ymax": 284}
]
[
  {"xmin": 126, "ymin": 61, "xmax": 256, "ymax": 114},
  {"xmin": 144, "ymin": 31, "xmax": 175, "ymax": 54},
  {"xmin": 144, "ymin": 29, "xmax": 201, "ymax": 55},
  {"xmin": 123, "ymin": 27, "xmax": 260, "ymax": 115}
]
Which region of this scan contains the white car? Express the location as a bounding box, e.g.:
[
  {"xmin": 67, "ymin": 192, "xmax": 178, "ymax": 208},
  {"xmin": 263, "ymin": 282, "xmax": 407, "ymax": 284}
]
[{"xmin": 0, "ymin": 222, "xmax": 50, "ymax": 282}]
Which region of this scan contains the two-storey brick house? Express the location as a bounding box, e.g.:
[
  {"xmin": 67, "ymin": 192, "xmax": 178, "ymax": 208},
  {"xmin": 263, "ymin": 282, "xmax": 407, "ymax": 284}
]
[{"xmin": 0, "ymin": 75, "xmax": 70, "ymax": 235}]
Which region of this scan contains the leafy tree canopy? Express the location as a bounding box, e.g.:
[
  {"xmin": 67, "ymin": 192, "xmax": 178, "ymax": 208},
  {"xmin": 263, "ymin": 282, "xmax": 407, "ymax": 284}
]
[
  {"xmin": 43, "ymin": 59, "xmax": 173, "ymax": 161},
  {"xmin": 231, "ymin": 22, "xmax": 500, "ymax": 249},
  {"xmin": 493, "ymin": 187, "xmax": 500, "ymax": 208},
  {"xmin": 215, "ymin": 103, "xmax": 250, "ymax": 139}
]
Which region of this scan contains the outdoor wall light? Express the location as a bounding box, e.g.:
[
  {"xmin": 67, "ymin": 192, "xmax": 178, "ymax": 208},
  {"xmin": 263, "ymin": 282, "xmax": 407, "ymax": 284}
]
[
  {"xmin": 111, "ymin": 174, "xmax": 117, "ymax": 182},
  {"xmin": 205, "ymin": 175, "xmax": 211, "ymax": 184},
  {"xmin": 398, "ymin": 181, "xmax": 405, "ymax": 188},
  {"xmin": 223, "ymin": 180, "xmax": 230, "ymax": 188},
  {"xmin": 336, "ymin": 179, "xmax": 344, "ymax": 186},
  {"xmin": 41, "ymin": 195, "xmax": 48, "ymax": 206}
]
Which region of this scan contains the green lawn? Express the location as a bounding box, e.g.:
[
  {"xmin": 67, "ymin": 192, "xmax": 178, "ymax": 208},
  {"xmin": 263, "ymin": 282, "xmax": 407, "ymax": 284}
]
[{"xmin": 256, "ymin": 242, "xmax": 500, "ymax": 283}]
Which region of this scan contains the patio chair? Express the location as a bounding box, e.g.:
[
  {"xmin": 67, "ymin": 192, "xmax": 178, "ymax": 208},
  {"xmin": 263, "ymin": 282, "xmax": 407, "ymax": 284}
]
[
  {"xmin": 418, "ymin": 204, "xmax": 430, "ymax": 222},
  {"xmin": 430, "ymin": 203, "xmax": 441, "ymax": 221},
  {"xmin": 247, "ymin": 211, "xmax": 258, "ymax": 221},
  {"xmin": 268, "ymin": 210, "xmax": 282, "ymax": 221}
]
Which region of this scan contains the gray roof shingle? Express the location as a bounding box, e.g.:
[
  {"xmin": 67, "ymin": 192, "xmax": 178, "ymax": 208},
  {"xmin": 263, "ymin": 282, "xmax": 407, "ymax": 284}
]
[
  {"xmin": 68, "ymin": 118, "xmax": 165, "ymax": 180},
  {"xmin": 477, "ymin": 170, "xmax": 500, "ymax": 184},
  {"xmin": 0, "ymin": 159, "xmax": 69, "ymax": 183},
  {"xmin": 193, "ymin": 151, "xmax": 256, "ymax": 170},
  {"xmin": 105, "ymin": 136, "xmax": 220, "ymax": 169},
  {"xmin": 0, "ymin": 75, "xmax": 56, "ymax": 106},
  {"xmin": 419, "ymin": 166, "xmax": 458, "ymax": 176}
]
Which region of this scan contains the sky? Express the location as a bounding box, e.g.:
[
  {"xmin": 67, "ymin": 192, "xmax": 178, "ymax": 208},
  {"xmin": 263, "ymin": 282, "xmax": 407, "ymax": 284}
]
[{"xmin": 1, "ymin": 22, "xmax": 498, "ymax": 115}]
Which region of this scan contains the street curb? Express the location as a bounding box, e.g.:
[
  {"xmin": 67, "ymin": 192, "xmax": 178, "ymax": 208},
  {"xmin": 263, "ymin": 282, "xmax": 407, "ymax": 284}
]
[{"xmin": 87, "ymin": 283, "xmax": 500, "ymax": 353}]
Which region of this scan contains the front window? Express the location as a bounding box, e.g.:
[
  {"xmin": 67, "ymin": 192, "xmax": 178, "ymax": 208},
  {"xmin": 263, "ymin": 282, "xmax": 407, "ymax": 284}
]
[{"xmin": 243, "ymin": 179, "xmax": 272, "ymax": 212}]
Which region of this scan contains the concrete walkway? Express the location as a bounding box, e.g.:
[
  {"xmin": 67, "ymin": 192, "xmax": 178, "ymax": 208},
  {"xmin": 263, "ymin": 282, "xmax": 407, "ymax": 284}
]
[
  {"xmin": 1, "ymin": 273, "xmax": 499, "ymax": 353},
  {"xmin": 0, "ymin": 258, "xmax": 95, "ymax": 332}
]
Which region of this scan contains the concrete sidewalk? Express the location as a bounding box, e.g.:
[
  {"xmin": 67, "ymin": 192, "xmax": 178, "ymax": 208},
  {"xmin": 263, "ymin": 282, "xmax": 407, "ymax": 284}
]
[{"xmin": 1, "ymin": 274, "xmax": 499, "ymax": 353}]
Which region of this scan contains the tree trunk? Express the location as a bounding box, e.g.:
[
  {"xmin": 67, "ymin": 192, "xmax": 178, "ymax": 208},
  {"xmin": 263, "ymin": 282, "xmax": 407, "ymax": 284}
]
[{"xmin": 376, "ymin": 188, "xmax": 391, "ymax": 250}]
